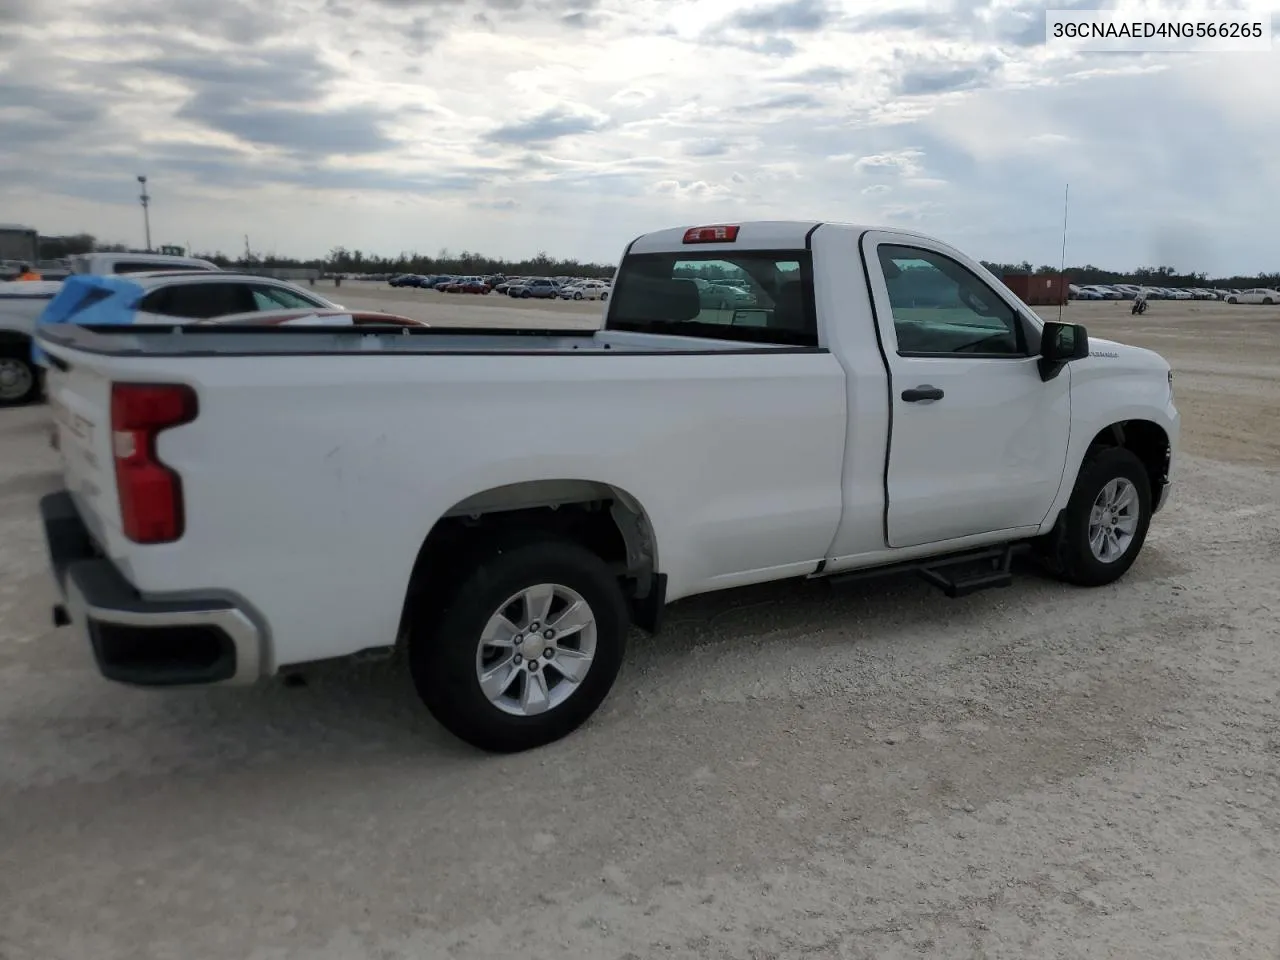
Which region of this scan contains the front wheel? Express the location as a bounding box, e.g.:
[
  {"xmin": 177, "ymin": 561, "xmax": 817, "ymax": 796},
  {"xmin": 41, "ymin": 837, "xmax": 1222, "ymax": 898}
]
[
  {"xmin": 573, "ymin": 291, "xmax": 583, "ymax": 300},
  {"xmin": 1264, "ymin": 298, "xmax": 1274, "ymax": 305},
  {"xmin": 600, "ymin": 291, "xmax": 608, "ymax": 301},
  {"xmin": 0, "ymin": 349, "xmax": 40, "ymax": 407},
  {"xmin": 409, "ymin": 539, "xmax": 628, "ymax": 752},
  {"xmin": 1041, "ymin": 447, "xmax": 1152, "ymax": 587},
  {"xmin": 1227, "ymin": 297, "xmax": 1238, "ymax": 304}
]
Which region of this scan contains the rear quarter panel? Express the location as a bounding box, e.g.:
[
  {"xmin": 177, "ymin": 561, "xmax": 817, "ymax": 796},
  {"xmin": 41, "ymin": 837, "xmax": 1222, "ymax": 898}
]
[{"xmin": 83, "ymin": 349, "xmax": 848, "ymax": 669}]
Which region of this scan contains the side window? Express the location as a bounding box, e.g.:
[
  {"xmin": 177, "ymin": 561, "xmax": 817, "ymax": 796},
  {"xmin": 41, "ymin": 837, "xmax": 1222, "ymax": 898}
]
[
  {"xmin": 250, "ymin": 284, "xmax": 320, "ymax": 310},
  {"xmin": 140, "ymin": 283, "xmax": 254, "ymax": 319},
  {"xmin": 876, "ymin": 245, "xmax": 1024, "ymax": 357}
]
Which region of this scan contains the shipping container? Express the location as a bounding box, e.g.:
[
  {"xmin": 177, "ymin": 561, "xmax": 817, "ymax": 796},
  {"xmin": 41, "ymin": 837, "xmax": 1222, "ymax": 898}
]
[
  {"xmin": 0, "ymin": 224, "xmax": 39, "ymax": 264},
  {"xmin": 1002, "ymin": 273, "xmax": 1068, "ymax": 306}
]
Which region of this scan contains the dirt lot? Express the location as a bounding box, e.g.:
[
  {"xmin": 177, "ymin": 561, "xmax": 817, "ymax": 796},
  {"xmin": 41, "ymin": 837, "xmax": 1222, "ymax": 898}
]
[{"xmin": 1, "ymin": 294, "xmax": 1278, "ymax": 959}]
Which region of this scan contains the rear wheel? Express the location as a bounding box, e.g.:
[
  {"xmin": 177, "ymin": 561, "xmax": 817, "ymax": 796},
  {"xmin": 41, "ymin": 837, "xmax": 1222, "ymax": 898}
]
[
  {"xmin": 409, "ymin": 539, "xmax": 628, "ymax": 752},
  {"xmin": 1264, "ymin": 298, "xmax": 1274, "ymax": 305},
  {"xmin": 600, "ymin": 291, "xmax": 608, "ymax": 302},
  {"xmin": 0, "ymin": 348, "xmax": 40, "ymax": 407},
  {"xmin": 1041, "ymin": 447, "xmax": 1152, "ymax": 587}
]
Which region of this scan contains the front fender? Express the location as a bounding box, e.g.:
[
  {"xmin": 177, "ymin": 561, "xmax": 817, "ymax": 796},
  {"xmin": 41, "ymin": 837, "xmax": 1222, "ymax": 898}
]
[{"xmin": 1038, "ymin": 361, "xmax": 1179, "ymax": 532}]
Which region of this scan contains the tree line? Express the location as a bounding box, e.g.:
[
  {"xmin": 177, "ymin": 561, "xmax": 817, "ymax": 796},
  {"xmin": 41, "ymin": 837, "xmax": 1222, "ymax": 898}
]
[{"xmin": 34, "ymin": 233, "xmax": 1280, "ymax": 288}]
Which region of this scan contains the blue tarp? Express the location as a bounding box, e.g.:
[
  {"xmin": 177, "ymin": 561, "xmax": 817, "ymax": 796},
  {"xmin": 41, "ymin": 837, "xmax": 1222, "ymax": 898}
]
[{"xmin": 31, "ymin": 274, "xmax": 146, "ymax": 366}]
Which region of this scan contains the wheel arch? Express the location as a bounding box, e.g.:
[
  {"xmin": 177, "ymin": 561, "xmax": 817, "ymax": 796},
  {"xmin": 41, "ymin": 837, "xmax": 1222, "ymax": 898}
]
[
  {"xmin": 1086, "ymin": 419, "xmax": 1171, "ymax": 499},
  {"xmin": 398, "ymin": 479, "xmax": 662, "ymax": 642},
  {"xmin": 1041, "ymin": 416, "xmax": 1173, "ymax": 536}
]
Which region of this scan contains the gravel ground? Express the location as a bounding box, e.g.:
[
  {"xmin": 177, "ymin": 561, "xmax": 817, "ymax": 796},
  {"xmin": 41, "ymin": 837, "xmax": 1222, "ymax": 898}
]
[{"xmin": 1, "ymin": 297, "xmax": 1278, "ymax": 959}]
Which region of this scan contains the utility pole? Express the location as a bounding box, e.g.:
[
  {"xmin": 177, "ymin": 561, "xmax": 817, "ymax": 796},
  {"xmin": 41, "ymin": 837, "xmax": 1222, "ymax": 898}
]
[
  {"xmin": 137, "ymin": 175, "xmax": 151, "ymax": 252},
  {"xmin": 244, "ymin": 234, "xmax": 251, "ymax": 261}
]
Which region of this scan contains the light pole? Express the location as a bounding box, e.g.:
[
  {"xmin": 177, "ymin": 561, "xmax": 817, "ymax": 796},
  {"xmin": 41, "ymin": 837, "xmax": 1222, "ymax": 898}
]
[{"xmin": 137, "ymin": 175, "xmax": 151, "ymax": 252}]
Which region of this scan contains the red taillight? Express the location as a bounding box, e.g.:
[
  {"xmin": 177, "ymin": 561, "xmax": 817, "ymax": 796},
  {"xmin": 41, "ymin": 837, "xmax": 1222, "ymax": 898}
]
[
  {"xmin": 682, "ymin": 225, "xmax": 740, "ymax": 244},
  {"xmin": 110, "ymin": 383, "xmax": 197, "ymax": 544}
]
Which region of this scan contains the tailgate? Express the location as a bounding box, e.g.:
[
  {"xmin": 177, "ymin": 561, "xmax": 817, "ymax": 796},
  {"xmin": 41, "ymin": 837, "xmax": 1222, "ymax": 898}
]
[{"xmin": 45, "ymin": 351, "xmax": 120, "ymax": 543}]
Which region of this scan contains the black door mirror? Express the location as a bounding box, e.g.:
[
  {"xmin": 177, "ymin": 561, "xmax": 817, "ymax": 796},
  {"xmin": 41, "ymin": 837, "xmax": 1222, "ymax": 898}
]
[
  {"xmin": 1038, "ymin": 321, "xmax": 1089, "ymax": 381},
  {"xmin": 1041, "ymin": 320, "xmax": 1089, "ymax": 361}
]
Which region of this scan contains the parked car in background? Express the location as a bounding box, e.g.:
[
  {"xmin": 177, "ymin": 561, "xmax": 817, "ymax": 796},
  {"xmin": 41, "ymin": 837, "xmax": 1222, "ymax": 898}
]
[
  {"xmin": 561, "ymin": 280, "xmax": 610, "ymax": 301},
  {"xmin": 67, "ymin": 252, "xmax": 220, "ymax": 276},
  {"xmin": 32, "ymin": 271, "xmax": 339, "ymax": 369},
  {"xmin": 507, "ymin": 278, "xmax": 561, "ymax": 299},
  {"xmin": 1, "ymin": 253, "xmax": 225, "ymax": 407},
  {"xmin": 444, "ymin": 277, "xmax": 492, "ymax": 294},
  {"xmin": 198, "ymin": 309, "xmax": 429, "ymax": 327},
  {"xmin": 1226, "ymin": 288, "xmax": 1280, "ymax": 304},
  {"xmin": 1068, "ymin": 284, "xmax": 1102, "ymax": 301}
]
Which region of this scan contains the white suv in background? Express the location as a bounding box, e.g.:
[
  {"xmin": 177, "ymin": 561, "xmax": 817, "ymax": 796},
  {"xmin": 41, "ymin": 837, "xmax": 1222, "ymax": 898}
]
[{"xmin": 561, "ymin": 280, "xmax": 610, "ymax": 301}]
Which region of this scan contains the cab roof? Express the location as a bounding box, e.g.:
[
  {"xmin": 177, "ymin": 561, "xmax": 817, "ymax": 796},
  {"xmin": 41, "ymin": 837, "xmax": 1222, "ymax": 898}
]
[{"xmin": 625, "ymin": 220, "xmax": 940, "ymax": 254}]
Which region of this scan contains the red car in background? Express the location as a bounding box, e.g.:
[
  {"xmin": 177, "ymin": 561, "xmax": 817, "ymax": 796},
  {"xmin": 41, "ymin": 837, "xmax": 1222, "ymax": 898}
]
[
  {"xmin": 441, "ymin": 277, "xmax": 492, "ymax": 294},
  {"xmin": 196, "ymin": 309, "xmax": 430, "ymax": 327}
]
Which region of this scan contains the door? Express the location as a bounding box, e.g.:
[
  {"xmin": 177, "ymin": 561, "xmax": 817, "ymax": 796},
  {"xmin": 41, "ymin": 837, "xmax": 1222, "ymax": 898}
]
[{"xmin": 862, "ymin": 234, "xmax": 1071, "ymax": 548}]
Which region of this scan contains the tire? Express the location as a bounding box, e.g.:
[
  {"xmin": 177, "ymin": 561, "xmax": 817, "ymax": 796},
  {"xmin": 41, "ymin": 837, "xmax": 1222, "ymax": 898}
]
[
  {"xmin": 1264, "ymin": 298, "xmax": 1274, "ymax": 305},
  {"xmin": 521, "ymin": 291, "xmax": 530, "ymax": 299},
  {"xmin": 409, "ymin": 539, "xmax": 628, "ymax": 753},
  {"xmin": 1227, "ymin": 297, "xmax": 1237, "ymax": 304},
  {"xmin": 600, "ymin": 292, "xmax": 608, "ymax": 302},
  {"xmin": 1042, "ymin": 446, "xmax": 1152, "ymax": 587},
  {"xmin": 0, "ymin": 347, "xmax": 40, "ymax": 407},
  {"xmin": 573, "ymin": 291, "xmax": 583, "ymax": 300}
]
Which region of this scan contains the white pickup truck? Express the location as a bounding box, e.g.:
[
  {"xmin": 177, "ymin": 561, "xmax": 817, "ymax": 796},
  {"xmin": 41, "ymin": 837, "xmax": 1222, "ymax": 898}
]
[
  {"xmin": 35, "ymin": 221, "xmax": 1179, "ymax": 752},
  {"xmin": 0, "ymin": 252, "xmax": 218, "ymax": 405}
]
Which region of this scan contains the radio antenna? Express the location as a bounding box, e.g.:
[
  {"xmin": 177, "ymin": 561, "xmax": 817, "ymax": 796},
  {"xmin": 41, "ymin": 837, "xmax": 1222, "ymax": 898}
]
[{"xmin": 1057, "ymin": 183, "xmax": 1069, "ymax": 324}]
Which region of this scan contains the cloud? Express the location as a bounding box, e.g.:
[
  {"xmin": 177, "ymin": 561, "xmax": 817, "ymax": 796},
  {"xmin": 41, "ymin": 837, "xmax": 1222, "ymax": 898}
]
[
  {"xmin": 683, "ymin": 138, "xmax": 734, "ymax": 158},
  {"xmin": 724, "ymin": 0, "xmax": 832, "ymax": 33},
  {"xmin": 1, "ymin": 0, "xmax": 1278, "ymax": 274},
  {"xmin": 850, "ymin": 149, "xmax": 926, "ymax": 177},
  {"xmin": 775, "ymin": 66, "xmax": 852, "ymax": 85},
  {"xmin": 179, "ymin": 103, "xmax": 401, "ymax": 155},
  {"xmin": 898, "ymin": 63, "xmax": 997, "ymax": 96},
  {"xmin": 484, "ymin": 106, "xmax": 611, "ymax": 145}
]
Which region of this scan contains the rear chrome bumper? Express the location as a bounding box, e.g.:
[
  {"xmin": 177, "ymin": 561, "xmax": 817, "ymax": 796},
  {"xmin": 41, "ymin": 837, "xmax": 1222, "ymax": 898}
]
[{"xmin": 40, "ymin": 491, "xmax": 262, "ymax": 686}]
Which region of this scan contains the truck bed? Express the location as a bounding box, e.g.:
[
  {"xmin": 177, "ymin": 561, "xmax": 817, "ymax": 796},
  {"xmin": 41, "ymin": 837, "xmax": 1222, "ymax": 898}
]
[{"xmin": 38, "ymin": 323, "xmax": 817, "ymax": 357}]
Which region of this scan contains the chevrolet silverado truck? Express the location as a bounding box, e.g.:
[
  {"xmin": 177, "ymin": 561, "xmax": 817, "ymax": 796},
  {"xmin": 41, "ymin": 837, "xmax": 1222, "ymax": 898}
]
[{"xmin": 35, "ymin": 221, "xmax": 1179, "ymax": 752}]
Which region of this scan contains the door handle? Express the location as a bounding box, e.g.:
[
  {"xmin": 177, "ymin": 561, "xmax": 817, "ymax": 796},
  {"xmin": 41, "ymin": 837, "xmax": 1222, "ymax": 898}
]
[{"xmin": 901, "ymin": 385, "xmax": 944, "ymax": 402}]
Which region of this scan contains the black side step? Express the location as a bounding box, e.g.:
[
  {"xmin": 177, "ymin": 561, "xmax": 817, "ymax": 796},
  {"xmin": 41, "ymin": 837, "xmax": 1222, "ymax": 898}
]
[{"xmin": 827, "ymin": 544, "xmax": 1025, "ymax": 599}]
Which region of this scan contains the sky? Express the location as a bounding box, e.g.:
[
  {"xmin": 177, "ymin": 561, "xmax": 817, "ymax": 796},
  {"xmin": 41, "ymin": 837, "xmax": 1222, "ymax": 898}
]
[{"xmin": 2, "ymin": 0, "xmax": 1278, "ymax": 273}]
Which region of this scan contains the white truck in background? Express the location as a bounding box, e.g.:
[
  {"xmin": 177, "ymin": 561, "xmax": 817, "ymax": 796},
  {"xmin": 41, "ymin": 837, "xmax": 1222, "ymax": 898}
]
[
  {"xmin": 35, "ymin": 221, "xmax": 1179, "ymax": 753},
  {"xmin": 0, "ymin": 251, "xmax": 218, "ymax": 405}
]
